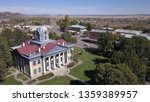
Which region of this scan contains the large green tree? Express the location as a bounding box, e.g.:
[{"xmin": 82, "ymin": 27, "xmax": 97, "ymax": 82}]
[
  {"xmin": 0, "ymin": 37, "xmax": 12, "ymax": 66},
  {"xmin": 0, "ymin": 37, "xmax": 12, "ymax": 80},
  {"xmin": 93, "ymin": 63, "xmax": 138, "ymax": 85},
  {"xmin": 1, "ymin": 28, "xmax": 30, "ymax": 46},
  {"xmin": 0, "ymin": 59, "xmax": 7, "ymax": 81},
  {"xmin": 57, "ymin": 15, "xmax": 71, "ymax": 32}
]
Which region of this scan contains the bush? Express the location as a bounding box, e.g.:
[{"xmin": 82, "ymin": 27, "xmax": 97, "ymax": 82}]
[
  {"xmin": 67, "ymin": 62, "xmax": 75, "ymax": 68},
  {"xmin": 73, "ymin": 58, "xmax": 79, "ymax": 63},
  {"xmin": 27, "ymin": 79, "xmax": 36, "ymax": 84},
  {"xmin": 17, "ymin": 73, "xmax": 28, "ymax": 81},
  {"xmin": 37, "ymin": 73, "xmax": 54, "ymax": 81},
  {"xmin": 9, "ymin": 67, "xmax": 16, "ymax": 72}
]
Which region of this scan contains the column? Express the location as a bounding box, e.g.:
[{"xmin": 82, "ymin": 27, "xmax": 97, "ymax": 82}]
[
  {"xmin": 62, "ymin": 52, "xmax": 65, "ymax": 66},
  {"xmin": 59, "ymin": 53, "xmax": 61, "ymax": 67},
  {"xmin": 42, "ymin": 58, "xmax": 46, "ymax": 74},
  {"xmin": 53, "ymin": 55, "xmax": 56, "ymax": 69},
  {"xmin": 66, "ymin": 51, "xmax": 68, "ymax": 64},
  {"xmin": 49, "ymin": 56, "xmax": 51, "ymax": 71}
]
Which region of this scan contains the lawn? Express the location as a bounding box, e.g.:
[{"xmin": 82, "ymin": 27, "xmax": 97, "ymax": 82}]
[
  {"xmin": 70, "ymin": 48, "xmax": 105, "ymax": 81},
  {"xmin": 17, "ymin": 73, "xmax": 28, "ymax": 81},
  {"xmin": 39, "ymin": 76, "xmax": 72, "ymax": 85},
  {"xmin": 0, "ymin": 76, "xmax": 22, "ymax": 85}
]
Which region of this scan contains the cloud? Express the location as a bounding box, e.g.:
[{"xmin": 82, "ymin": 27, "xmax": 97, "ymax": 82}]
[
  {"xmin": 1, "ymin": 6, "xmax": 148, "ymax": 15},
  {"xmin": 0, "ymin": 7, "xmax": 99, "ymax": 15}
]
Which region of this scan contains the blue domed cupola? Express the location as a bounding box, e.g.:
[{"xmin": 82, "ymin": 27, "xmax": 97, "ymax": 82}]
[{"xmin": 36, "ymin": 26, "xmax": 49, "ymax": 42}]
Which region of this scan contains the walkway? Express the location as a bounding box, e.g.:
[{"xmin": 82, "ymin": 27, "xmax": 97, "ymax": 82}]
[
  {"xmin": 66, "ymin": 74, "xmax": 79, "ymax": 80},
  {"xmin": 69, "ymin": 59, "xmax": 83, "ymax": 70}
]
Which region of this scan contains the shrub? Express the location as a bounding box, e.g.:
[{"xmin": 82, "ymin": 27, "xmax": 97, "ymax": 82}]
[
  {"xmin": 37, "ymin": 73, "xmax": 54, "ymax": 81},
  {"xmin": 27, "ymin": 79, "xmax": 36, "ymax": 84},
  {"xmin": 67, "ymin": 62, "xmax": 75, "ymax": 68},
  {"xmin": 17, "ymin": 73, "xmax": 28, "ymax": 81}
]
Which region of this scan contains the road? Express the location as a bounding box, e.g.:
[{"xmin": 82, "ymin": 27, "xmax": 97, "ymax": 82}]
[
  {"xmin": 50, "ymin": 19, "xmax": 63, "ymax": 35},
  {"xmin": 51, "ymin": 19, "xmax": 98, "ymax": 49},
  {"xmin": 74, "ymin": 34, "xmax": 98, "ymax": 48}
]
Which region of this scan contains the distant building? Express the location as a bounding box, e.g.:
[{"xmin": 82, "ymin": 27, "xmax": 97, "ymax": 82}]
[
  {"xmin": 102, "ymin": 27, "xmax": 114, "ymax": 31},
  {"xmin": 115, "ymin": 29, "xmax": 143, "ymax": 38},
  {"xmin": 89, "ymin": 29, "xmax": 113, "ymax": 40},
  {"xmin": 10, "ymin": 26, "xmax": 74, "ymax": 79},
  {"xmin": 13, "ymin": 25, "xmax": 53, "ymax": 32},
  {"xmin": 69, "ymin": 25, "xmax": 87, "ymax": 34}
]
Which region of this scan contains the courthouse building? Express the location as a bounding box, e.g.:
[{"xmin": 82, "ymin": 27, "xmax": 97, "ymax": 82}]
[{"xmin": 10, "ymin": 26, "xmax": 74, "ymax": 79}]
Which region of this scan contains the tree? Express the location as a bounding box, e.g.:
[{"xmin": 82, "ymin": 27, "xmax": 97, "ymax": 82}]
[
  {"xmin": 0, "ymin": 37, "xmax": 13, "ymax": 81},
  {"xmin": 49, "ymin": 32, "xmax": 58, "ymax": 40},
  {"xmin": 61, "ymin": 33, "xmax": 77, "ymax": 43},
  {"xmin": 0, "ymin": 59, "xmax": 7, "ymax": 81},
  {"xmin": 111, "ymin": 38, "xmax": 147, "ymax": 84},
  {"xmin": 57, "ymin": 15, "xmax": 71, "ymax": 32},
  {"xmin": 87, "ymin": 22, "xmax": 93, "ymax": 31},
  {"xmin": 71, "ymin": 19, "xmax": 78, "ymax": 25},
  {"xmin": 93, "ymin": 63, "xmax": 138, "ymax": 85},
  {"xmin": 0, "ymin": 37, "xmax": 12, "ymax": 67},
  {"xmin": 1, "ymin": 28, "xmax": 30, "ymax": 46},
  {"xmin": 97, "ymin": 33, "xmax": 115, "ymax": 55}
]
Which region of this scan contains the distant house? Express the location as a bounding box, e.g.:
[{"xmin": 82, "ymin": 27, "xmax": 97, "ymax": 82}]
[
  {"xmin": 69, "ymin": 25, "xmax": 87, "ymax": 34},
  {"xmin": 115, "ymin": 29, "xmax": 143, "ymax": 38},
  {"xmin": 89, "ymin": 29, "xmax": 114, "ymax": 40},
  {"xmin": 10, "ymin": 26, "xmax": 74, "ymax": 79}
]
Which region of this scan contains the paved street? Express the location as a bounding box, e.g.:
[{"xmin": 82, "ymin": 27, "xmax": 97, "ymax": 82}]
[
  {"xmin": 74, "ymin": 34, "xmax": 98, "ymax": 49},
  {"xmin": 51, "ymin": 20, "xmax": 98, "ymax": 49}
]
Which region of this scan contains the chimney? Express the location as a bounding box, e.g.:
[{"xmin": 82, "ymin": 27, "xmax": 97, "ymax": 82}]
[
  {"xmin": 38, "ymin": 48, "xmax": 41, "ymax": 53},
  {"xmin": 22, "ymin": 42, "xmax": 25, "ymax": 47},
  {"xmin": 42, "ymin": 46, "xmax": 45, "ymax": 49},
  {"xmin": 62, "ymin": 42, "xmax": 65, "ymax": 46}
]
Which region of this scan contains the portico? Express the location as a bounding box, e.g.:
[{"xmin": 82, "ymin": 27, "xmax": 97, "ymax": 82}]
[{"xmin": 43, "ymin": 51, "xmax": 70, "ymax": 72}]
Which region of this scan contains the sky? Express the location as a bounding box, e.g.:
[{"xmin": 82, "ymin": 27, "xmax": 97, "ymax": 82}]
[{"xmin": 0, "ymin": 0, "xmax": 150, "ymax": 15}]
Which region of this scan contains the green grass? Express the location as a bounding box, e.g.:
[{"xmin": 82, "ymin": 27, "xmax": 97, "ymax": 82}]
[
  {"xmin": 39, "ymin": 76, "xmax": 72, "ymax": 85},
  {"xmin": 37, "ymin": 73, "xmax": 54, "ymax": 81},
  {"xmin": 27, "ymin": 79, "xmax": 37, "ymax": 85},
  {"xmin": 9, "ymin": 67, "xmax": 16, "ymax": 72},
  {"xmin": 17, "ymin": 73, "xmax": 28, "ymax": 81},
  {"xmin": 5, "ymin": 71, "xmax": 12, "ymax": 76},
  {"xmin": 0, "ymin": 76, "xmax": 22, "ymax": 85},
  {"xmin": 70, "ymin": 49, "xmax": 105, "ymax": 81}
]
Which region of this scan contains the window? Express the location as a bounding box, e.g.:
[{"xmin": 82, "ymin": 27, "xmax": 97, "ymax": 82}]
[
  {"xmin": 34, "ymin": 69, "xmax": 37, "ymax": 74},
  {"xmin": 33, "ymin": 61, "xmax": 36, "ymax": 66},
  {"xmin": 46, "ymin": 62, "xmax": 49, "ymax": 67},
  {"xmin": 38, "ymin": 67, "xmax": 41, "ymax": 73},
  {"xmin": 38, "ymin": 60, "xmax": 40, "ymax": 64}
]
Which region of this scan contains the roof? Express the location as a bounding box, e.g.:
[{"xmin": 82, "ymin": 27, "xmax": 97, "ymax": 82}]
[
  {"xmin": 70, "ymin": 25, "xmax": 86, "ymax": 29},
  {"xmin": 17, "ymin": 42, "xmax": 56, "ymax": 55},
  {"xmin": 14, "ymin": 39, "xmax": 73, "ymax": 59},
  {"xmin": 91, "ymin": 29, "xmax": 107, "ymax": 33},
  {"xmin": 56, "ymin": 39, "xmax": 66, "ymax": 45},
  {"xmin": 115, "ymin": 29, "xmax": 142, "ymax": 35}
]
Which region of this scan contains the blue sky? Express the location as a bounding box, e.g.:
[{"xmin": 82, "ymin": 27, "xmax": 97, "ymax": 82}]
[{"xmin": 0, "ymin": 0, "xmax": 150, "ymax": 15}]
